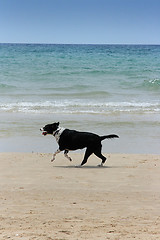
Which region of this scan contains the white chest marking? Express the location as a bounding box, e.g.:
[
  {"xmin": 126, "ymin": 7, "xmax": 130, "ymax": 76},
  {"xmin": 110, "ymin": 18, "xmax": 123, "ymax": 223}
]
[{"xmin": 53, "ymin": 127, "xmax": 65, "ymax": 143}]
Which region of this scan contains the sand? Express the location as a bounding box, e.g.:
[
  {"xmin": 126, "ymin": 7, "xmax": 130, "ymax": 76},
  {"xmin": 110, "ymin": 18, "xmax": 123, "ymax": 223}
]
[{"xmin": 0, "ymin": 152, "xmax": 160, "ymax": 240}]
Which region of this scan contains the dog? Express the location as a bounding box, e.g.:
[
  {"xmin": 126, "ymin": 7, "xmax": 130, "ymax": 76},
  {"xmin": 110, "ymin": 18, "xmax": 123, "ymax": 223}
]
[{"xmin": 40, "ymin": 122, "xmax": 119, "ymax": 167}]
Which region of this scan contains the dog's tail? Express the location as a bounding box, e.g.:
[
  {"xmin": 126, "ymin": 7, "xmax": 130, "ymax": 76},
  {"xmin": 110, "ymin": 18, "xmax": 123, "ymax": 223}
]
[{"xmin": 100, "ymin": 134, "xmax": 119, "ymax": 141}]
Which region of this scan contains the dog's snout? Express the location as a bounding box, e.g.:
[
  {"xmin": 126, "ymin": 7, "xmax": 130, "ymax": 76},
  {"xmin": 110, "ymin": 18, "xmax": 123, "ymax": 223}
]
[{"xmin": 40, "ymin": 128, "xmax": 43, "ymax": 131}]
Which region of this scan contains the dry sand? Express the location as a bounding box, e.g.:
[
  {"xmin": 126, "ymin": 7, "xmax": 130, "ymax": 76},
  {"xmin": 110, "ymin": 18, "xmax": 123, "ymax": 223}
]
[{"xmin": 0, "ymin": 152, "xmax": 160, "ymax": 240}]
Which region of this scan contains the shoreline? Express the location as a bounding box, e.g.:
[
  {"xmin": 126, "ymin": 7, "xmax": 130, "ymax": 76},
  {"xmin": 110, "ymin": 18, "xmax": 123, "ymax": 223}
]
[
  {"xmin": 1, "ymin": 111, "xmax": 160, "ymax": 154},
  {"xmin": 1, "ymin": 152, "xmax": 160, "ymax": 239},
  {"xmin": 1, "ymin": 134, "xmax": 160, "ymax": 154}
]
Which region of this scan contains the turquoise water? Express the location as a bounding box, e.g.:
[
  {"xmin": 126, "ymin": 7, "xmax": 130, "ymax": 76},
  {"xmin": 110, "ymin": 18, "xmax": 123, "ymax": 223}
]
[{"xmin": 0, "ymin": 44, "xmax": 160, "ymax": 153}]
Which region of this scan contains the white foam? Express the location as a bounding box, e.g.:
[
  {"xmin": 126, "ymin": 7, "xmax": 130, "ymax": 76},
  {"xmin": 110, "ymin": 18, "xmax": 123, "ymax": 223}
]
[{"xmin": 0, "ymin": 100, "xmax": 160, "ymax": 114}]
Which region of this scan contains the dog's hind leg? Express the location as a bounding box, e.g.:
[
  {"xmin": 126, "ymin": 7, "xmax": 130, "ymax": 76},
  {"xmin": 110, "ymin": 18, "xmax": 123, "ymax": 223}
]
[
  {"xmin": 64, "ymin": 150, "xmax": 72, "ymax": 161},
  {"xmin": 51, "ymin": 149, "xmax": 61, "ymax": 162},
  {"xmin": 80, "ymin": 148, "xmax": 93, "ymax": 166},
  {"xmin": 94, "ymin": 145, "xmax": 106, "ymax": 167}
]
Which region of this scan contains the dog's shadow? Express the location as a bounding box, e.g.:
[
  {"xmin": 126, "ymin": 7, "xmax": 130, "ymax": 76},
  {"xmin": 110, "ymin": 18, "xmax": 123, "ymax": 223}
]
[{"xmin": 54, "ymin": 165, "xmax": 123, "ymax": 169}]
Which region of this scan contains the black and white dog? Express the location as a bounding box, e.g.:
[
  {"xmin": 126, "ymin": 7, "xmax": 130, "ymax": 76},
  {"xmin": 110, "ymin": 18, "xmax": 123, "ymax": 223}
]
[{"xmin": 40, "ymin": 122, "xmax": 119, "ymax": 167}]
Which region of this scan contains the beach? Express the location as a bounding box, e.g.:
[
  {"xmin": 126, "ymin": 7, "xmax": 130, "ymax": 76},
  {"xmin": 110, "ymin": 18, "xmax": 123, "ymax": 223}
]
[
  {"xmin": 0, "ymin": 152, "xmax": 160, "ymax": 239},
  {"xmin": 0, "ymin": 44, "xmax": 160, "ymax": 239}
]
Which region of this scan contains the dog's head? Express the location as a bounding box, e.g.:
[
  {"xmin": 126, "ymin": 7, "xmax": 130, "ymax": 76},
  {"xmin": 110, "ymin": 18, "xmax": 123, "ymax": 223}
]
[{"xmin": 40, "ymin": 122, "xmax": 59, "ymax": 136}]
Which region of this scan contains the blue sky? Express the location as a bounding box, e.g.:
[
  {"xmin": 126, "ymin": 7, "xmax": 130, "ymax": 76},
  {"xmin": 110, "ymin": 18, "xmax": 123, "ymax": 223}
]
[{"xmin": 0, "ymin": 0, "xmax": 160, "ymax": 44}]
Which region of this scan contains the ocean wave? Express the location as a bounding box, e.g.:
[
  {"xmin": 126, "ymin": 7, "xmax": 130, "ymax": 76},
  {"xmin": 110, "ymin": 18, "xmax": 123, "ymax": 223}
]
[
  {"xmin": 48, "ymin": 91, "xmax": 109, "ymax": 98},
  {"xmin": 0, "ymin": 83, "xmax": 16, "ymax": 90},
  {"xmin": 43, "ymin": 84, "xmax": 95, "ymax": 92},
  {"xmin": 40, "ymin": 86, "xmax": 110, "ymax": 98},
  {"xmin": 143, "ymin": 78, "xmax": 160, "ymax": 89},
  {"xmin": 0, "ymin": 101, "xmax": 160, "ymax": 114}
]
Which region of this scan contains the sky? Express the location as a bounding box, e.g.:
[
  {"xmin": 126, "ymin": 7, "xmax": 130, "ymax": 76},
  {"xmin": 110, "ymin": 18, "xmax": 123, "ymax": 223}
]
[{"xmin": 0, "ymin": 0, "xmax": 160, "ymax": 44}]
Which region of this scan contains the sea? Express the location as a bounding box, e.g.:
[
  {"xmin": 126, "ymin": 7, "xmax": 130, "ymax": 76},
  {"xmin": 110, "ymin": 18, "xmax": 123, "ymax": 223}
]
[{"xmin": 0, "ymin": 44, "xmax": 160, "ymax": 154}]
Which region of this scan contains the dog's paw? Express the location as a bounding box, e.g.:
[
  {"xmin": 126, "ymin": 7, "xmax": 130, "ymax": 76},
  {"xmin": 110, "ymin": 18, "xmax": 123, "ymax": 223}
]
[
  {"xmin": 75, "ymin": 165, "xmax": 83, "ymax": 168},
  {"xmin": 97, "ymin": 164, "xmax": 104, "ymax": 167},
  {"xmin": 51, "ymin": 158, "xmax": 55, "ymax": 162}
]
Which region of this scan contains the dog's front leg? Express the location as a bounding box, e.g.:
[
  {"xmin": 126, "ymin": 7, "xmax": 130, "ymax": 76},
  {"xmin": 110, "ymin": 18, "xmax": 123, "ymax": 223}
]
[{"xmin": 51, "ymin": 149, "xmax": 61, "ymax": 162}]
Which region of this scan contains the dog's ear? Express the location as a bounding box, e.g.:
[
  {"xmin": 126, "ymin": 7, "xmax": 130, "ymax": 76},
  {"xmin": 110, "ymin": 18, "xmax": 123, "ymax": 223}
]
[{"xmin": 56, "ymin": 122, "xmax": 60, "ymax": 126}]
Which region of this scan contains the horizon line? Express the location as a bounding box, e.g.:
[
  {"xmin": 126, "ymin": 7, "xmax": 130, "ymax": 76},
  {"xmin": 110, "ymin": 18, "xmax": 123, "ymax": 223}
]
[{"xmin": 0, "ymin": 42, "xmax": 160, "ymax": 46}]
